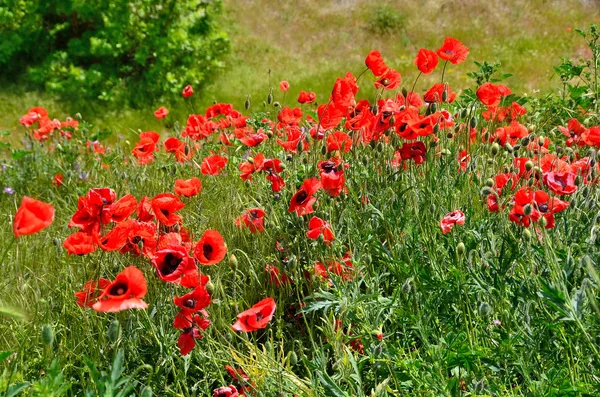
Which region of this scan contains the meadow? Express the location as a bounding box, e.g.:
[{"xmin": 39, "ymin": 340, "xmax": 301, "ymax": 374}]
[{"xmin": 2, "ymin": 1, "xmax": 600, "ymax": 396}]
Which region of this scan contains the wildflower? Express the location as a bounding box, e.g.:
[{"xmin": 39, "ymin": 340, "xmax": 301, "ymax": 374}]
[
  {"xmin": 154, "ymin": 107, "xmax": 169, "ymax": 120},
  {"xmin": 201, "ymin": 155, "xmax": 228, "ymax": 175},
  {"xmin": 289, "ymin": 178, "xmax": 321, "ymax": 216},
  {"xmin": 13, "ymin": 196, "xmax": 55, "ymax": 237},
  {"xmin": 306, "ymin": 216, "xmax": 335, "ymax": 244},
  {"xmin": 194, "ymin": 230, "xmax": 227, "ymax": 265},
  {"xmin": 279, "ymin": 81, "xmax": 290, "ymax": 92},
  {"xmin": 232, "ymin": 298, "xmax": 277, "ymax": 332},
  {"xmin": 4, "ymin": 187, "xmax": 14, "ymax": 194},
  {"xmin": 175, "ymin": 178, "xmax": 202, "ymax": 198},
  {"xmin": 235, "ymin": 208, "xmax": 265, "ymax": 233},
  {"xmin": 92, "ymin": 266, "xmax": 148, "ymax": 312},
  {"xmin": 182, "ymin": 85, "xmax": 194, "ymax": 98},
  {"xmin": 414, "ymin": 48, "xmax": 439, "ymax": 74},
  {"xmin": 437, "ymin": 37, "xmax": 469, "ymax": 64},
  {"xmin": 440, "ymin": 210, "xmax": 466, "ymax": 234}
]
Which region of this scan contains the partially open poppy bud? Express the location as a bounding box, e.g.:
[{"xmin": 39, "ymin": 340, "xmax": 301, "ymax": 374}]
[
  {"xmin": 41, "ymin": 324, "xmax": 54, "ymax": 347},
  {"xmin": 108, "ymin": 319, "xmax": 121, "ymax": 343},
  {"xmin": 229, "ymin": 254, "xmax": 238, "ymax": 270}
]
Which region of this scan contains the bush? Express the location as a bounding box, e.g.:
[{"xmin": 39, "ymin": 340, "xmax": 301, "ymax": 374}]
[
  {"xmin": 366, "ymin": 5, "xmax": 406, "ymax": 35},
  {"xmin": 0, "ymin": 0, "xmax": 230, "ymax": 105}
]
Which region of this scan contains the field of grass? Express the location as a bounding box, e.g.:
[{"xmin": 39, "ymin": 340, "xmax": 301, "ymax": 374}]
[{"xmin": 2, "ymin": 1, "xmax": 600, "ymax": 396}]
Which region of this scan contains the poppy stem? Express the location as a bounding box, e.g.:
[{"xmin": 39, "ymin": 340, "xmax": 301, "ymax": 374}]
[
  {"xmin": 409, "ymin": 72, "xmax": 422, "ymax": 98},
  {"xmin": 0, "ymin": 237, "xmax": 16, "ymax": 271},
  {"xmin": 355, "ymin": 67, "xmax": 370, "ymax": 84},
  {"xmin": 441, "ymin": 60, "xmax": 449, "ymax": 84}
]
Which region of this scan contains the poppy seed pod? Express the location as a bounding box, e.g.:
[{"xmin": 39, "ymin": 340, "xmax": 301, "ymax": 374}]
[
  {"xmin": 108, "ymin": 319, "xmax": 121, "ymax": 343},
  {"xmin": 41, "ymin": 324, "xmax": 54, "ymax": 347}
]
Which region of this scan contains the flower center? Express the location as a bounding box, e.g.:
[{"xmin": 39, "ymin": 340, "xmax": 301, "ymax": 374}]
[
  {"xmin": 162, "ymin": 253, "xmax": 182, "ymax": 275},
  {"xmin": 109, "ymin": 283, "xmax": 128, "ymax": 296}
]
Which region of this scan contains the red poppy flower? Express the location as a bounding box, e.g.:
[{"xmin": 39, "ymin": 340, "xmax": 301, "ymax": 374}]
[
  {"xmin": 92, "ymin": 266, "xmax": 148, "ymax": 313},
  {"xmin": 543, "ymin": 171, "xmax": 577, "ymax": 195},
  {"xmin": 99, "ymin": 220, "xmax": 132, "ymax": 252},
  {"xmin": 74, "ymin": 278, "xmax": 111, "ymax": 308},
  {"xmin": 110, "ymin": 194, "xmax": 137, "ymax": 222},
  {"xmin": 414, "ymin": 48, "xmax": 439, "ymax": 74},
  {"xmin": 120, "ymin": 220, "xmax": 157, "ymax": 258},
  {"xmin": 177, "ymin": 312, "xmax": 211, "ymax": 355},
  {"xmin": 151, "ymin": 193, "xmax": 185, "ymax": 226},
  {"xmin": 194, "ymin": 230, "xmax": 227, "ymax": 265},
  {"xmin": 13, "ymin": 196, "xmax": 55, "ymax": 238},
  {"xmin": 437, "ymin": 37, "xmax": 469, "ymax": 64},
  {"xmin": 440, "ymin": 210, "xmax": 465, "ymax": 234},
  {"xmin": 152, "ymin": 245, "xmax": 198, "ymax": 285},
  {"xmin": 279, "ymin": 81, "xmax": 290, "ymax": 92},
  {"xmin": 137, "ymin": 196, "xmax": 154, "ymax": 222},
  {"xmin": 212, "ymin": 385, "xmax": 239, "ymax": 397},
  {"xmin": 232, "ymin": 297, "xmax": 276, "ymax": 332},
  {"xmin": 326, "ymin": 130, "xmax": 352, "ymax": 153},
  {"xmin": 173, "ymin": 286, "xmax": 211, "ymax": 329},
  {"xmin": 277, "ymin": 107, "xmax": 303, "ymax": 127},
  {"xmin": 374, "ymin": 68, "xmax": 401, "ymax": 90},
  {"xmin": 175, "ymin": 178, "xmax": 202, "ymax": 198},
  {"xmin": 132, "ymin": 132, "xmax": 160, "ymax": 165},
  {"xmin": 52, "ymin": 174, "xmax": 64, "ymax": 187},
  {"xmin": 424, "ymin": 83, "xmax": 456, "ymax": 103},
  {"xmin": 154, "ymin": 107, "xmax": 169, "ymax": 119},
  {"xmin": 182, "ymin": 85, "xmax": 194, "ymax": 98},
  {"xmin": 476, "ymin": 83, "xmax": 512, "ymax": 107},
  {"xmin": 331, "ymin": 72, "xmax": 359, "ymax": 108},
  {"xmin": 533, "ymin": 190, "xmax": 569, "ymax": 229},
  {"xmin": 306, "ymin": 216, "xmax": 335, "ymax": 244},
  {"xmin": 288, "ymin": 178, "xmax": 321, "ymax": 216},
  {"xmin": 298, "ymin": 91, "xmax": 316, "ymax": 104},
  {"xmin": 277, "ymin": 126, "xmax": 307, "ymax": 153},
  {"xmin": 235, "ymin": 208, "xmax": 265, "ymax": 233},
  {"xmin": 365, "ymin": 50, "xmax": 389, "ymax": 76},
  {"xmin": 265, "ymin": 264, "xmax": 292, "ymax": 287},
  {"xmin": 201, "ymin": 155, "xmax": 228, "ymax": 175},
  {"xmin": 63, "ymin": 231, "xmax": 96, "ymax": 255},
  {"xmin": 399, "ymin": 141, "xmax": 427, "ymax": 164},
  {"xmin": 318, "ymin": 103, "xmax": 346, "ymax": 130},
  {"xmin": 318, "ymin": 159, "xmax": 346, "ymax": 197}
]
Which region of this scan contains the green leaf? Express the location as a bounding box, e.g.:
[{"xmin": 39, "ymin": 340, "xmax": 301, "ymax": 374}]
[
  {"xmin": 318, "ymin": 372, "xmax": 349, "ymax": 397},
  {"xmin": 0, "ymin": 351, "xmax": 14, "ymax": 362},
  {"xmin": 110, "ymin": 349, "xmax": 125, "ymax": 386},
  {"xmin": 5, "ymin": 382, "xmax": 30, "ymax": 397},
  {"xmin": 0, "ymin": 305, "xmax": 27, "ymax": 321},
  {"xmin": 11, "ymin": 149, "xmax": 31, "ymax": 161}
]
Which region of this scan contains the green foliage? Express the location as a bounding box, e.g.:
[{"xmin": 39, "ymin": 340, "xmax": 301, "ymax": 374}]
[
  {"xmin": 0, "ymin": 0, "xmax": 230, "ymax": 105},
  {"xmin": 366, "ymin": 5, "xmax": 405, "ymax": 36}
]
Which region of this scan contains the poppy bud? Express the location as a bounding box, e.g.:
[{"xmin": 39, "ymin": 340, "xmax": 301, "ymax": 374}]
[
  {"xmin": 296, "ymin": 140, "xmax": 303, "ymax": 153},
  {"xmin": 520, "ymin": 136, "xmax": 530, "ymax": 146},
  {"xmin": 263, "ymin": 101, "xmax": 267, "ymax": 108},
  {"xmin": 460, "ymin": 109, "xmax": 468, "ymax": 119},
  {"xmin": 457, "ymin": 242, "xmax": 466, "ymax": 256},
  {"xmin": 320, "ymin": 145, "xmax": 327, "ymax": 156},
  {"xmin": 388, "ymin": 116, "xmax": 395, "ymax": 126},
  {"xmin": 371, "ymin": 105, "xmax": 378, "ymax": 115},
  {"xmin": 53, "ymin": 237, "xmax": 61, "ymax": 247},
  {"xmin": 523, "ymin": 204, "xmax": 533, "ymax": 216},
  {"xmin": 441, "ymin": 148, "xmax": 451, "ymax": 156},
  {"xmin": 302, "ymin": 156, "xmax": 309, "ymax": 165},
  {"xmin": 245, "ymin": 96, "xmax": 251, "ymax": 110},
  {"xmin": 41, "ymin": 324, "xmax": 54, "ymax": 347},
  {"xmin": 289, "ymin": 350, "xmax": 298, "ymax": 366},
  {"xmin": 475, "ymin": 380, "xmax": 485, "ymax": 393},
  {"xmin": 433, "ymin": 124, "xmax": 440, "ymax": 134},
  {"xmin": 402, "ymin": 87, "xmax": 408, "ymax": 98},
  {"xmin": 273, "ymin": 101, "xmax": 281, "ymax": 108},
  {"xmin": 492, "ymin": 142, "xmax": 500, "ymax": 156},
  {"xmin": 137, "ymin": 239, "xmax": 144, "ymax": 253},
  {"xmin": 376, "ymin": 142, "xmax": 383, "ymax": 152},
  {"xmin": 75, "ymin": 113, "xmax": 82, "ymax": 120},
  {"xmin": 524, "ymin": 229, "xmax": 532, "ymax": 240},
  {"xmin": 504, "ymin": 143, "xmax": 513, "ymax": 153},
  {"xmin": 286, "ymin": 153, "xmax": 293, "ymax": 162},
  {"xmin": 229, "ymin": 254, "xmax": 238, "ymax": 271},
  {"xmin": 247, "ymin": 157, "xmax": 254, "ymax": 165},
  {"xmin": 478, "ymin": 302, "xmax": 492, "ymax": 316},
  {"xmin": 539, "ymin": 216, "xmax": 548, "ymax": 228},
  {"xmin": 446, "ymin": 132, "xmax": 453, "ymax": 139},
  {"xmin": 206, "ymin": 279, "xmax": 215, "ymax": 294},
  {"xmin": 430, "ymin": 103, "xmax": 437, "ymax": 113},
  {"xmin": 481, "ymin": 187, "xmax": 492, "ymax": 196},
  {"xmin": 525, "ymin": 161, "xmax": 534, "ymax": 171},
  {"xmin": 538, "ymin": 137, "xmax": 545, "ymax": 147},
  {"xmin": 267, "ymin": 89, "xmax": 274, "ymax": 105},
  {"xmin": 264, "ymin": 341, "xmax": 273, "ymax": 352},
  {"xmin": 485, "ymin": 178, "xmax": 494, "ymax": 187},
  {"xmin": 469, "ymin": 117, "xmax": 477, "ymax": 129},
  {"xmin": 274, "ymin": 193, "xmax": 281, "ymax": 201},
  {"xmin": 513, "ymin": 144, "xmax": 520, "ymax": 152},
  {"xmin": 108, "ymin": 319, "xmax": 121, "ymax": 343},
  {"xmin": 141, "ymin": 386, "xmax": 153, "ymax": 397},
  {"xmin": 575, "ymin": 175, "xmax": 583, "ymax": 186},
  {"xmin": 442, "ymin": 89, "xmax": 448, "ymax": 102}
]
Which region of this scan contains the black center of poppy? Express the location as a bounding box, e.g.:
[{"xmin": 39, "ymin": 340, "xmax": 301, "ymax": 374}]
[
  {"xmin": 538, "ymin": 203, "xmax": 549, "ymax": 213},
  {"xmin": 109, "ymin": 282, "xmax": 128, "ymax": 296},
  {"xmin": 249, "ymin": 210, "xmax": 258, "ymax": 219},
  {"xmin": 160, "ymin": 208, "xmax": 170, "ymax": 217},
  {"xmin": 162, "ymin": 253, "xmax": 182, "ymax": 275},
  {"xmin": 382, "ymin": 78, "xmax": 390, "ymax": 86},
  {"xmin": 556, "ymin": 178, "xmax": 567, "ymax": 189},
  {"xmin": 132, "ymin": 236, "xmax": 142, "ymax": 244},
  {"xmin": 256, "ymin": 312, "xmax": 264, "ymax": 321},
  {"xmin": 184, "ymin": 299, "xmax": 196, "ymax": 308},
  {"xmin": 320, "ymin": 161, "xmax": 336, "ymax": 173},
  {"xmin": 295, "ymin": 191, "xmax": 308, "ymax": 204},
  {"xmin": 203, "ymin": 244, "xmax": 214, "ymax": 259}
]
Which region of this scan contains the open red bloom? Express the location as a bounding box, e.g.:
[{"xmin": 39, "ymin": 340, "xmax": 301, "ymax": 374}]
[
  {"xmin": 306, "ymin": 216, "xmax": 335, "ymax": 244},
  {"xmin": 173, "ymin": 285, "xmax": 211, "ymax": 329},
  {"xmin": 399, "ymin": 141, "xmax": 427, "ymax": 164},
  {"xmin": 365, "ymin": 50, "xmax": 389, "ymax": 76},
  {"xmin": 99, "ymin": 220, "xmax": 132, "ymax": 252},
  {"xmin": 543, "ymin": 170, "xmax": 577, "ymax": 195},
  {"xmin": 182, "ymin": 85, "xmax": 194, "ymax": 98},
  {"xmin": 318, "ymin": 159, "xmax": 346, "ymax": 197},
  {"xmin": 52, "ymin": 174, "xmax": 64, "ymax": 187},
  {"xmin": 298, "ymin": 91, "xmax": 316, "ymax": 104},
  {"xmin": 326, "ymin": 130, "xmax": 352, "ymax": 153},
  {"xmin": 232, "ymin": 297, "xmax": 276, "ymax": 332},
  {"xmin": 194, "ymin": 230, "xmax": 227, "ymax": 265},
  {"xmin": 92, "ymin": 267, "xmax": 148, "ymax": 312},
  {"xmin": 74, "ymin": 278, "xmax": 110, "ymax": 308},
  {"xmin": 175, "ymin": 178, "xmax": 202, "ymax": 198},
  {"xmin": 279, "ymin": 80, "xmax": 290, "ymax": 92},
  {"xmin": 110, "ymin": 194, "xmax": 137, "ymax": 222},
  {"xmin": 63, "ymin": 231, "xmax": 96, "ymax": 255},
  {"xmin": 332, "ymin": 72, "xmax": 359, "ymax": 109},
  {"xmin": 201, "ymin": 155, "xmax": 228, "ymax": 175},
  {"xmin": 151, "ymin": 193, "xmax": 185, "ymax": 226},
  {"xmin": 235, "ymin": 208, "xmax": 265, "ymax": 233},
  {"xmin": 374, "ymin": 68, "xmax": 401, "ymax": 90},
  {"xmin": 437, "ymin": 37, "xmax": 469, "ymax": 64},
  {"xmin": 13, "ymin": 196, "xmax": 55, "ymax": 238},
  {"xmin": 440, "ymin": 210, "xmax": 465, "ymax": 234},
  {"xmin": 132, "ymin": 131, "xmax": 160, "ymax": 165},
  {"xmin": 212, "ymin": 385, "xmax": 239, "ymax": 397},
  {"xmin": 476, "ymin": 83, "xmax": 512, "ymax": 107},
  {"xmin": 154, "ymin": 107, "xmax": 169, "ymax": 119},
  {"xmin": 289, "ymin": 178, "xmax": 321, "ymax": 216},
  {"xmin": 152, "ymin": 245, "xmax": 198, "ymax": 285},
  {"xmin": 424, "ymin": 83, "xmax": 456, "ymax": 103},
  {"xmin": 414, "ymin": 48, "xmax": 439, "ymax": 74},
  {"xmin": 177, "ymin": 312, "xmax": 211, "ymax": 355}
]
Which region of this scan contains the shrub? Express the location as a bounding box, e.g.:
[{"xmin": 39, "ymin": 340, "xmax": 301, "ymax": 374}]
[
  {"xmin": 366, "ymin": 4, "xmax": 406, "ymax": 35},
  {"xmin": 0, "ymin": 0, "xmax": 230, "ymax": 105}
]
